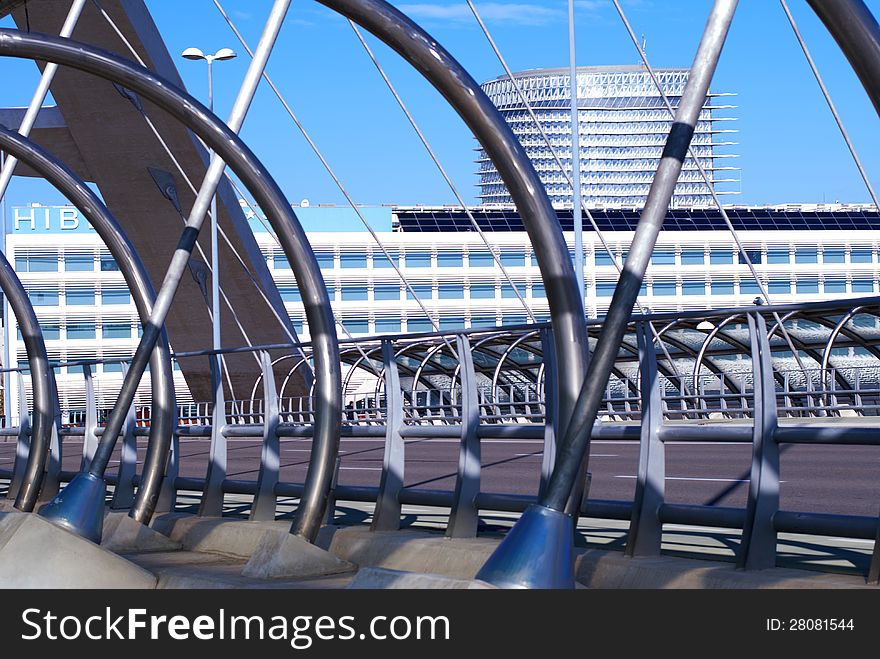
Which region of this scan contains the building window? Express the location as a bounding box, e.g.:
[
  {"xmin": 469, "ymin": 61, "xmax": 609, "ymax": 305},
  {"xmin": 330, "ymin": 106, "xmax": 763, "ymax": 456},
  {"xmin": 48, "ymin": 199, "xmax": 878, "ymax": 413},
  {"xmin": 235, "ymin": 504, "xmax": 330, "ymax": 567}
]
[
  {"xmin": 823, "ymin": 249, "xmax": 845, "ymax": 263},
  {"xmin": 28, "ymin": 289, "xmax": 59, "ymax": 306},
  {"xmin": 438, "ymin": 284, "xmax": 464, "ymax": 299},
  {"xmin": 470, "ymin": 315, "xmax": 496, "ymax": 328},
  {"xmin": 67, "ymin": 322, "xmax": 96, "ymax": 340},
  {"xmin": 766, "ymin": 250, "xmax": 790, "ymax": 265},
  {"xmin": 407, "ymin": 318, "xmax": 434, "ymax": 333},
  {"xmin": 595, "ymin": 251, "xmax": 616, "ymax": 266},
  {"xmin": 796, "ymin": 278, "xmax": 819, "ymax": 293},
  {"xmin": 794, "ymin": 248, "xmax": 818, "ymax": 264},
  {"xmin": 740, "ymin": 280, "xmax": 762, "ymax": 295},
  {"xmin": 851, "ymin": 249, "xmax": 873, "ymax": 263},
  {"xmin": 405, "ymin": 252, "xmax": 432, "ymax": 268},
  {"xmin": 596, "ymin": 282, "xmax": 617, "ymax": 297},
  {"xmin": 680, "ymin": 250, "xmax": 705, "ymax": 265},
  {"xmin": 64, "ymin": 254, "xmax": 95, "ymax": 271},
  {"xmin": 373, "ymin": 253, "xmax": 399, "ymax": 268},
  {"xmin": 374, "ymin": 285, "xmax": 400, "ymax": 301},
  {"xmin": 278, "ymin": 285, "xmax": 301, "ymax": 302},
  {"xmin": 342, "ymin": 319, "xmax": 369, "ymax": 334},
  {"xmin": 469, "ymin": 283, "xmax": 495, "ymax": 299},
  {"xmin": 341, "ymin": 286, "xmax": 369, "ymax": 301},
  {"xmin": 339, "ymin": 253, "xmax": 367, "ymax": 269},
  {"xmin": 437, "ymin": 252, "xmax": 463, "ymax": 268},
  {"xmin": 18, "ymin": 324, "xmax": 60, "ymax": 340},
  {"xmin": 682, "ymin": 281, "xmax": 705, "ymax": 296},
  {"xmin": 15, "ymin": 253, "xmax": 58, "ymax": 272},
  {"xmin": 852, "ymin": 279, "xmax": 874, "ymax": 293},
  {"xmin": 824, "ymin": 280, "xmax": 846, "ymax": 293},
  {"xmin": 66, "ymin": 288, "xmax": 95, "ymax": 306},
  {"xmin": 316, "ymin": 252, "xmax": 335, "ymax": 269},
  {"xmin": 99, "ymin": 255, "xmax": 120, "ymax": 271},
  {"xmin": 103, "ymin": 289, "xmax": 131, "ymax": 305},
  {"xmin": 274, "ymin": 254, "xmax": 291, "ymax": 269},
  {"xmin": 102, "ymin": 323, "xmax": 131, "ymax": 339},
  {"xmin": 375, "ymin": 318, "xmax": 401, "ymax": 333},
  {"xmin": 501, "ymin": 284, "xmax": 523, "ymax": 298},
  {"xmin": 767, "ymin": 279, "xmax": 790, "ymax": 294},
  {"xmin": 740, "ymin": 249, "xmax": 762, "ymax": 265},
  {"xmin": 103, "ymin": 362, "xmax": 124, "ymax": 373},
  {"xmin": 500, "ymin": 251, "xmax": 524, "ymax": 267},
  {"xmin": 440, "ymin": 316, "xmax": 465, "ymax": 330},
  {"xmin": 710, "ymin": 250, "xmax": 734, "ymax": 265},
  {"xmin": 406, "ymin": 284, "xmax": 433, "ymax": 300},
  {"xmin": 651, "ymin": 250, "xmax": 676, "ymax": 265},
  {"xmin": 468, "ymin": 252, "xmax": 495, "ymax": 267},
  {"xmin": 532, "ymin": 284, "xmax": 546, "ymax": 298},
  {"xmin": 652, "ymin": 282, "xmax": 676, "ymax": 296},
  {"xmin": 504, "ymin": 315, "xmax": 529, "ymax": 326},
  {"xmin": 712, "ymin": 282, "xmax": 735, "ymax": 295}
]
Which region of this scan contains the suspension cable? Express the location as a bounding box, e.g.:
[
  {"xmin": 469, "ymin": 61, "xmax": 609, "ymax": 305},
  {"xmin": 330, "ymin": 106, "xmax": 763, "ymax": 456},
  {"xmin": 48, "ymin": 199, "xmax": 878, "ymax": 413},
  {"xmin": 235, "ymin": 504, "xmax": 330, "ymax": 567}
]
[
  {"xmin": 778, "ymin": 0, "xmax": 880, "ymax": 208},
  {"xmin": 213, "ymin": 0, "xmax": 457, "ymax": 358},
  {"xmin": 348, "ymin": 21, "xmax": 534, "ymax": 322},
  {"xmin": 612, "ymin": 0, "xmax": 812, "ymax": 376}
]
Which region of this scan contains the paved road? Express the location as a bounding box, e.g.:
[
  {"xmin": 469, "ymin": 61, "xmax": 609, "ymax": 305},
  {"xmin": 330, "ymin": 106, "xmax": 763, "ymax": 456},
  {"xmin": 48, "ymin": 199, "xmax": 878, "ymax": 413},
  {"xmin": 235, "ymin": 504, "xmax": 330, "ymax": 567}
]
[{"xmin": 3, "ymin": 435, "xmax": 878, "ymax": 517}]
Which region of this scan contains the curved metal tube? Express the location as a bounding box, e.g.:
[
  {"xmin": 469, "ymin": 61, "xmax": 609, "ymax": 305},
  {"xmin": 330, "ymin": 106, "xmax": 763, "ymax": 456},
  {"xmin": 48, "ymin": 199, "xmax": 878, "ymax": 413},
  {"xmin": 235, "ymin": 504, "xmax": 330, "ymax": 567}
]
[
  {"xmin": 0, "ymin": 255, "xmax": 57, "ymax": 511},
  {"xmin": 318, "ymin": 0, "xmax": 590, "ymax": 441},
  {"xmin": 0, "ymin": 29, "xmax": 340, "ymax": 541},
  {"xmin": 807, "ymin": 0, "xmax": 880, "ymax": 116},
  {"xmin": 0, "ymin": 127, "xmax": 176, "ymax": 522}
]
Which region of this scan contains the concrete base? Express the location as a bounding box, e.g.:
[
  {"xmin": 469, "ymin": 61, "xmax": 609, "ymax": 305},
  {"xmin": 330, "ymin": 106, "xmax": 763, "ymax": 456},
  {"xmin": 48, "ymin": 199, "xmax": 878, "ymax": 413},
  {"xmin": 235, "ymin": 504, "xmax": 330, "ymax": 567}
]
[
  {"xmin": 0, "ymin": 512, "xmax": 157, "ymax": 588},
  {"xmin": 242, "ymin": 531, "xmax": 356, "ymax": 579},
  {"xmin": 101, "ymin": 511, "xmax": 180, "ymax": 553},
  {"xmin": 347, "ymin": 567, "xmax": 497, "ymax": 589},
  {"xmin": 152, "ymin": 514, "xmax": 295, "ymax": 559}
]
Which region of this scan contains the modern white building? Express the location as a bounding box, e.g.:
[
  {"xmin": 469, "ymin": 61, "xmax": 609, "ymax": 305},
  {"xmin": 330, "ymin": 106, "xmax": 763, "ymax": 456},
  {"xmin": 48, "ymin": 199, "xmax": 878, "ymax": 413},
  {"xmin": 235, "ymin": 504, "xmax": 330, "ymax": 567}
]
[
  {"xmin": 477, "ymin": 66, "xmax": 739, "ymax": 206},
  {"xmin": 3, "ymin": 202, "xmax": 879, "ymax": 414}
]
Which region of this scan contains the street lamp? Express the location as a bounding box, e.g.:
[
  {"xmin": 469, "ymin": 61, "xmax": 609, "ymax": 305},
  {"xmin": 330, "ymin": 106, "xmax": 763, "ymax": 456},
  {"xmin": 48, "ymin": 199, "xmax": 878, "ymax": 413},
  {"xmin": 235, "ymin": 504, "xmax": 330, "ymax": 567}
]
[{"xmin": 180, "ymin": 47, "xmax": 237, "ymax": 357}]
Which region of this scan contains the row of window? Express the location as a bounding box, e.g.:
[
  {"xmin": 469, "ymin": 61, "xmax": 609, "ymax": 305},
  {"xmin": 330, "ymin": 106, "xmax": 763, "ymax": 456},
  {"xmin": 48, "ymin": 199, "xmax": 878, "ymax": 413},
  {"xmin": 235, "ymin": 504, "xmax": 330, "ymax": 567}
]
[
  {"xmin": 278, "ymin": 277, "xmax": 875, "ymax": 302},
  {"xmin": 14, "ymin": 254, "xmax": 120, "ymax": 273},
  {"xmin": 18, "ymin": 322, "xmax": 140, "ymax": 340},
  {"xmin": 268, "ymin": 247, "xmax": 878, "ymax": 271},
  {"xmin": 17, "ymin": 360, "xmax": 183, "ymax": 376},
  {"xmin": 25, "ymin": 288, "xmax": 131, "ymax": 307},
  {"xmin": 297, "ymin": 314, "xmax": 549, "ymax": 335}
]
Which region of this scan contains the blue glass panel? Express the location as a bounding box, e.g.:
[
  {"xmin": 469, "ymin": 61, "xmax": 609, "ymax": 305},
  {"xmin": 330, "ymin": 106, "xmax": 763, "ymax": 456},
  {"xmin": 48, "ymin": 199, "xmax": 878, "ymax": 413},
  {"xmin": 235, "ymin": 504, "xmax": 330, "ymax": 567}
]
[
  {"xmin": 682, "ymin": 282, "xmax": 705, "ymax": 295},
  {"xmin": 278, "ymin": 286, "xmax": 301, "ymax": 302},
  {"xmin": 341, "ymin": 286, "xmax": 368, "ymax": 301},
  {"xmin": 274, "ymin": 254, "xmax": 291, "ymax": 269},
  {"xmin": 65, "ymin": 254, "xmax": 94, "ymax": 271},
  {"xmin": 440, "ymin": 316, "xmax": 465, "ymax": 330},
  {"xmin": 470, "ymin": 284, "xmax": 495, "ymax": 299},
  {"xmin": 66, "ymin": 288, "xmax": 95, "ymax": 305},
  {"xmin": 438, "ymin": 285, "xmax": 464, "ymax": 299},
  {"xmin": 794, "ymin": 249, "xmax": 818, "ymax": 264},
  {"xmin": 100, "ymin": 255, "xmax": 120, "ymax": 271},
  {"xmin": 710, "ymin": 251, "xmax": 734, "ymax": 265},
  {"xmin": 343, "ymin": 319, "xmax": 369, "ymax": 334},
  {"xmin": 766, "ymin": 250, "xmax": 789, "ymax": 264},
  {"xmin": 103, "ymin": 362, "xmax": 124, "ymax": 373},
  {"xmin": 28, "ymin": 256, "xmax": 58, "ymax": 272},
  {"xmin": 500, "ymin": 251, "xmax": 524, "ymax": 267},
  {"xmin": 373, "ymin": 253, "xmax": 399, "ymax": 268},
  {"xmin": 797, "ymin": 279, "xmax": 819, "ymax": 293},
  {"xmin": 340, "ymin": 253, "xmax": 367, "ymax": 268},
  {"xmin": 768, "ymin": 280, "xmax": 790, "ymax": 294},
  {"xmin": 532, "ymin": 284, "xmax": 546, "ymax": 298},
  {"xmin": 501, "ymin": 284, "xmax": 522, "ymax": 298},
  {"xmin": 651, "ymin": 250, "xmax": 675, "ymax": 265},
  {"xmin": 852, "ymin": 279, "xmax": 874, "ymax": 293},
  {"xmin": 375, "ymin": 318, "xmax": 401, "ymax": 333},
  {"xmin": 851, "ymin": 249, "xmax": 873, "ymax": 263},
  {"xmin": 316, "ymin": 252, "xmax": 335, "ymax": 269},
  {"xmin": 596, "ymin": 282, "xmax": 617, "ymax": 297},
  {"xmin": 405, "ymin": 252, "xmax": 432, "ymax": 268},
  {"xmin": 102, "ymin": 323, "xmax": 131, "ymax": 339},
  {"xmin": 595, "ymin": 251, "xmax": 615, "ymax": 266},
  {"xmin": 437, "ymin": 252, "xmax": 463, "ymax": 268},
  {"xmin": 824, "ymin": 280, "xmax": 847, "ymax": 293},
  {"xmin": 29, "ymin": 289, "xmax": 59, "ymax": 306},
  {"xmin": 740, "ymin": 281, "xmax": 762, "ymax": 295},
  {"xmin": 374, "ymin": 285, "xmax": 400, "ymax": 301},
  {"xmin": 407, "ymin": 318, "xmax": 434, "ymax": 333},
  {"xmin": 68, "ymin": 323, "xmax": 96, "ymax": 340},
  {"xmin": 470, "ymin": 315, "xmax": 497, "ymax": 328},
  {"xmin": 680, "ymin": 251, "xmax": 704, "ymax": 265},
  {"xmin": 468, "ymin": 253, "xmax": 495, "ymax": 267},
  {"xmin": 103, "ymin": 290, "xmax": 131, "ymax": 305},
  {"xmin": 652, "ymin": 282, "xmax": 676, "ymax": 296},
  {"xmin": 712, "ymin": 282, "xmax": 734, "ymax": 295},
  {"xmin": 406, "ymin": 285, "xmax": 433, "ymax": 300},
  {"xmin": 823, "ymin": 249, "xmax": 845, "ymax": 263}
]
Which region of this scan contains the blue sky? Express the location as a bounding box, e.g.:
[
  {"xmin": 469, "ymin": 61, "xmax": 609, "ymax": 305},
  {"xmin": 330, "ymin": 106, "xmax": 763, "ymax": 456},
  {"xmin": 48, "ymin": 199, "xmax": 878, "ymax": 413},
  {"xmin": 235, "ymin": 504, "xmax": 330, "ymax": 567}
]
[{"xmin": 2, "ymin": 0, "xmax": 880, "ymax": 208}]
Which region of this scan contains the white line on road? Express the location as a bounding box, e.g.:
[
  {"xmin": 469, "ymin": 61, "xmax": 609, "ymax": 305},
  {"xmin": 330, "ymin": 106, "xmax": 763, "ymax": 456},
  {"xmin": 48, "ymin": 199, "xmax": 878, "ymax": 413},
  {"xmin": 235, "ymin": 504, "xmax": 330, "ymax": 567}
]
[
  {"xmin": 614, "ymin": 475, "xmax": 764, "ymax": 483},
  {"xmin": 514, "ymin": 453, "xmax": 618, "ymax": 457},
  {"xmin": 339, "ymin": 466, "xmax": 382, "ymax": 471}
]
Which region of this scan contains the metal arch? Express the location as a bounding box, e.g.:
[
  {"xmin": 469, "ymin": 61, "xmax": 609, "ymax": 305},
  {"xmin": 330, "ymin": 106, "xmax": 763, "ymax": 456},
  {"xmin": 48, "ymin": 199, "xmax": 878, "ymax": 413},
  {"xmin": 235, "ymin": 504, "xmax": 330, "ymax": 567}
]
[
  {"xmin": 0, "ymin": 251, "xmax": 57, "ymax": 511},
  {"xmin": 490, "ymin": 331, "xmax": 543, "ymax": 392},
  {"xmin": 340, "ymin": 345, "xmax": 384, "ymax": 393},
  {"xmin": 411, "ymin": 342, "xmax": 458, "ymax": 392},
  {"xmin": 0, "ymin": 127, "xmax": 175, "ymax": 521},
  {"xmin": 0, "ymin": 29, "xmax": 341, "ymax": 542},
  {"xmin": 469, "ymin": 333, "xmax": 538, "ymax": 387},
  {"xmin": 819, "ymin": 306, "xmax": 868, "ymax": 373},
  {"xmin": 692, "ymin": 314, "xmax": 744, "ymax": 383},
  {"xmin": 318, "ymin": 0, "xmax": 589, "ymax": 443}
]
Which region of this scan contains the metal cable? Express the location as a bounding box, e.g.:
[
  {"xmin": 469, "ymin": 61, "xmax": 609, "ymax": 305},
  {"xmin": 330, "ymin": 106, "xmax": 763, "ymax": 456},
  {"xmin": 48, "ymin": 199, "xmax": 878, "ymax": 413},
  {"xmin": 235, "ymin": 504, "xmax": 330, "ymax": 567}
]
[
  {"xmin": 349, "ymin": 21, "xmax": 534, "ymax": 322},
  {"xmin": 213, "ymin": 0, "xmax": 457, "ymax": 358},
  {"xmin": 779, "ymin": 0, "xmax": 880, "ymax": 208}
]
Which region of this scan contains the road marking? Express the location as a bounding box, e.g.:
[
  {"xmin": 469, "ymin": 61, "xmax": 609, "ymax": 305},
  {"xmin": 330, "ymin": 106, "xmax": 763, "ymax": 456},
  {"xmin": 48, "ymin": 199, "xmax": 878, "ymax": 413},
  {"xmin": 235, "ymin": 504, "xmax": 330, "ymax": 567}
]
[
  {"xmin": 339, "ymin": 466, "xmax": 382, "ymax": 471},
  {"xmin": 514, "ymin": 453, "xmax": 618, "ymax": 457},
  {"xmin": 614, "ymin": 475, "xmax": 756, "ymax": 483}
]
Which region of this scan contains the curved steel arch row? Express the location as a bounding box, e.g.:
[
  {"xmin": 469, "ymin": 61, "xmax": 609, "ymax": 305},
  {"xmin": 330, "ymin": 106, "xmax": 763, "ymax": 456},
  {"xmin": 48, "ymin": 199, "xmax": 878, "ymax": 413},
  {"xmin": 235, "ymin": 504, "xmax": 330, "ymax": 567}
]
[
  {"xmin": 339, "ymin": 345, "xmax": 385, "ymax": 391},
  {"xmin": 817, "ymin": 306, "xmax": 880, "ymax": 371},
  {"xmin": 0, "ymin": 29, "xmax": 341, "ymax": 542},
  {"xmin": 0, "ymin": 238, "xmax": 58, "ymax": 511},
  {"xmin": 318, "ymin": 0, "xmax": 590, "ymax": 444},
  {"xmin": 468, "ymin": 333, "xmax": 544, "ymax": 388},
  {"xmin": 611, "ymin": 331, "xmax": 685, "ymax": 398},
  {"xmin": 0, "ymin": 127, "xmax": 175, "ymax": 520}
]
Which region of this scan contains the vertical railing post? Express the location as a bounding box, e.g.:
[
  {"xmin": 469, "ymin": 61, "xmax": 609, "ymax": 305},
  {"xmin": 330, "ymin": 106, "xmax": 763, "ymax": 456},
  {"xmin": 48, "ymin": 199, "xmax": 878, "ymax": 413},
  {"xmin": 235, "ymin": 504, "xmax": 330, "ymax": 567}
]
[
  {"xmin": 110, "ymin": 363, "xmax": 139, "ymax": 510},
  {"xmin": 738, "ymin": 312, "xmax": 780, "ymax": 570},
  {"xmin": 250, "ymin": 351, "xmax": 280, "ymax": 521},
  {"xmin": 325, "ymin": 455, "xmax": 342, "ymax": 525},
  {"xmin": 38, "ymin": 375, "xmax": 63, "ymax": 503},
  {"xmin": 7, "ymin": 373, "xmax": 31, "ymax": 501},
  {"xmin": 626, "ymin": 321, "xmax": 665, "ymax": 557},
  {"xmin": 446, "ymin": 334, "xmax": 481, "ymax": 538},
  {"xmin": 372, "ymin": 339, "xmax": 405, "ymax": 531},
  {"xmin": 80, "ymin": 363, "xmax": 99, "ymax": 470},
  {"xmin": 154, "ymin": 430, "xmax": 179, "ymax": 515},
  {"xmin": 539, "ymin": 327, "xmax": 558, "ymax": 497},
  {"xmin": 199, "ymin": 354, "xmax": 228, "ymax": 516}
]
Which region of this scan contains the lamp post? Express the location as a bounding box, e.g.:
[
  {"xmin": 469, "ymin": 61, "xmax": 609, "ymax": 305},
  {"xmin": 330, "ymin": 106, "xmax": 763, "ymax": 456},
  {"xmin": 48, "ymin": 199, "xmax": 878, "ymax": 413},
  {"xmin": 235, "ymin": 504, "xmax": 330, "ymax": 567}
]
[{"xmin": 181, "ymin": 47, "xmax": 237, "ymax": 359}]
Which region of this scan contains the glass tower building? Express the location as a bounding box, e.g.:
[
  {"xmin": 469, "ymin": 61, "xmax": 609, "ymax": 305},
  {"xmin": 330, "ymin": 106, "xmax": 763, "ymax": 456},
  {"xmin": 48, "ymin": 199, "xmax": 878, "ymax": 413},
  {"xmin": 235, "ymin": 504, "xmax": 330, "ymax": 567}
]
[{"xmin": 477, "ymin": 65, "xmax": 739, "ymax": 206}]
